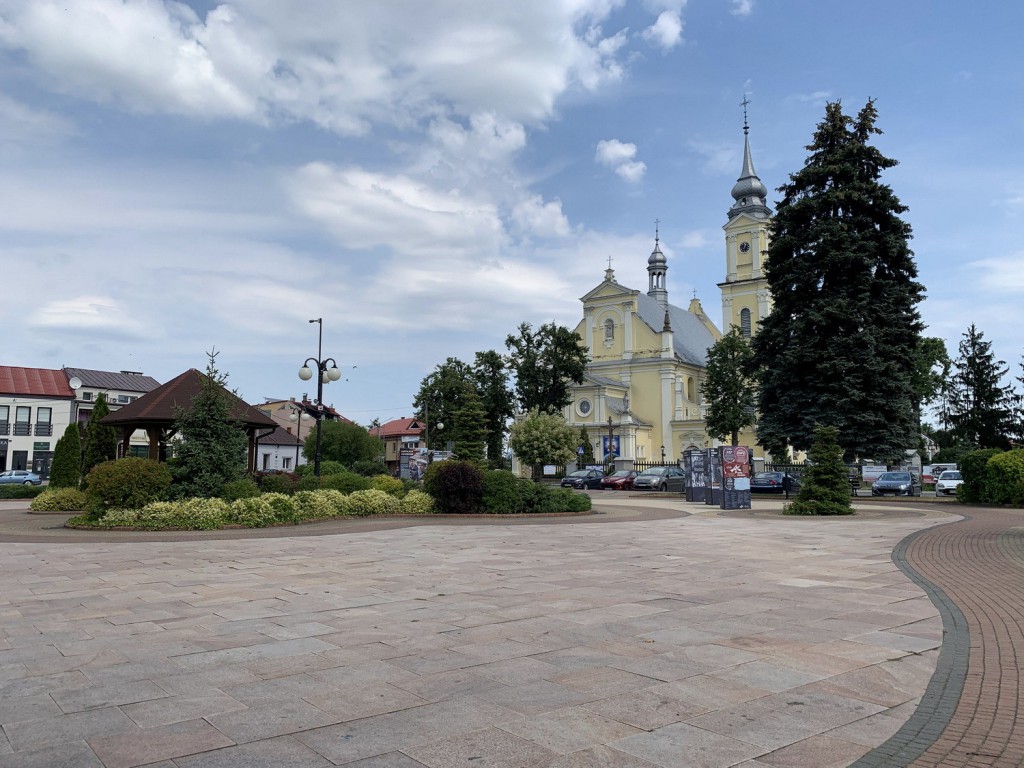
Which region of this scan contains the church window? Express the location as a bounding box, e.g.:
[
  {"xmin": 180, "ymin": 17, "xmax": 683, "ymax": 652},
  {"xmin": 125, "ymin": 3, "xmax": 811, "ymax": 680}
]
[
  {"xmin": 604, "ymin": 318, "xmax": 615, "ymax": 341},
  {"xmin": 740, "ymin": 308, "xmax": 752, "ymax": 337},
  {"xmin": 686, "ymin": 377, "xmax": 695, "ymax": 402}
]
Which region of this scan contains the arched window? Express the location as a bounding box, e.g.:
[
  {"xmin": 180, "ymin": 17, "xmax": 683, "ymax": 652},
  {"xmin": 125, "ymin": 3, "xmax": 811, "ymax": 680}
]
[
  {"xmin": 604, "ymin": 318, "xmax": 615, "ymax": 341},
  {"xmin": 740, "ymin": 308, "xmax": 752, "ymax": 337},
  {"xmin": 686, "ymin": 377, "xmax": 695, "ymax": 402}
]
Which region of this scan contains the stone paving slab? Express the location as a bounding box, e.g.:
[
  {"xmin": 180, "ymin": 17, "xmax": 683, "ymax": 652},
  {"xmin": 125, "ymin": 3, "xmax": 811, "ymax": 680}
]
[{"xmin": 0, "ymin": 497, "xmax": 974, "ymax": 767}]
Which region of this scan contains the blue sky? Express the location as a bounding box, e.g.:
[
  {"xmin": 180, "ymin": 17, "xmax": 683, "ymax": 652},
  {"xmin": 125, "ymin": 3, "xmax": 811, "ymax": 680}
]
[{"xmin": 2, "ymin": 0, "xmax": 1021, "ymax": 424}]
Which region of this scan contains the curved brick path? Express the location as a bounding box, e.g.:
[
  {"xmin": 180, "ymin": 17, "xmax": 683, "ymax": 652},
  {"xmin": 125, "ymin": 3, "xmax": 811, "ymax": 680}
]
[{"xmin": 855, "ymin": 506, "xmax": 1024, "ymax": 768}]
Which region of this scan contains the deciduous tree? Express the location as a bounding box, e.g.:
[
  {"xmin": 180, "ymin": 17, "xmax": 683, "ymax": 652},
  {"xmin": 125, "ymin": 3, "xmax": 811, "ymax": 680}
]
[
  {"xmin": 505, "ymin": 322, "xmax": 589, "ymax": 414},
  {"xmin": 703, "ymin": 329, "xmax": 757, "ymax": 447},
  {"xmin": 508, "ymin": 409, "xmax": 577, "ymax": 479}
]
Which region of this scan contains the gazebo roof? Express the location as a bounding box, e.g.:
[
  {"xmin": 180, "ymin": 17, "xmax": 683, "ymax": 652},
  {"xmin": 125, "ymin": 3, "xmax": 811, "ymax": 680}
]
[{"xmin": 100, "ymin": 368, "xmax": 277, "ymax": 430}]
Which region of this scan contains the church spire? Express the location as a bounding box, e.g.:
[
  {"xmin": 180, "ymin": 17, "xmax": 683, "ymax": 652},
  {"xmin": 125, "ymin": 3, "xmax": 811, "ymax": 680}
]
[
  {"xmin": 647, "ymin": 219, "xmax": 668, "ymax": 307},
  {"xmin": 728, "ymin": 96, "xmax": 771, "ymax": 220}
]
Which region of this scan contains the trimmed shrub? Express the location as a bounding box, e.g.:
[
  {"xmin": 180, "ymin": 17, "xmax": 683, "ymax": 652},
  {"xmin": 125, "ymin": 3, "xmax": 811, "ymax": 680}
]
[
  {"xmin": 84, "ymin": 458, "xmax": 172, "ymax": 519},
  {"xmin": 400, "ymin": 489, "xmax": 435, "ymax": 514},
  {"xmin": 48, "ymin": 423, "xmax": 82, "ymax": 489},
  {"xmin": 96, "ymin": 498, "xmax": 231, "ymax": 530},
  {"xmin": 423, "ymin": 460, "xmax": 484, "ymax": 514},
  {"xmin": 351, "ymin": 460, "xmax": 386, "ymax": 477},
  {"xmin": 482, "ymin": 470, "xmax": 521, "ymax": 514},
  {"xmin": 959, "ymin": 448, "xmax": 1003, "ymax": 504},
  {"xmin": 983, "ymin": 449, "xmax": 1024, "ymax": 506},
  {"xmin": 257, "ymin": 471, "xmax": 298, "ymax": 495},
  {"xmin": 293, "ymin": 490, "xmax": 350, "ymax": 520},
  {"xmin": 0, "ymin": 484, "xmax": 44, "ymax": 499},
  {"xmin": 316, "ymin": 461, "xmax": 348, "ymax": 477},
  {"xmin": 221, "ymin": 478, "xmax": 261, "ymax": 501},
  {"xmin": 554, "ymin": 487, "xmax": 592, "ymax": 513},
  {"xmin": 347, "ymin": 489, "xmax": 401, "ymax": 516},
  {"xmin": 369, "ymin": 474, "xmax": 404, "ymax": 496},
  {"xmin": 319, "ymin": 471, "xmax": 371, "ymax": 495},
  {"xmin": 30, "ymin": 488, "xmax": 87, "ymax": 512},
  {"xmin": 229, "ymin": 496, "xmax": 283, "ymax": 527}
]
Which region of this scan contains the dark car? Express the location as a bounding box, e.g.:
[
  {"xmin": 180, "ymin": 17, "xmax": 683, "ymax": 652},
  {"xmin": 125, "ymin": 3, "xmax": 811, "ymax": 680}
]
[
  {"xmin": 871, "ymin": 471, "xmax": 921, "ymax": 497},
  {"xmin": 600, "ymin": 470, "xmax": 638, "ymax": 490},
  {"xmin": 632, "ymin": 466, "xmax": 685, "ymax": 492},
  {"xmin": 750, "ymin": 471, "xmax": 797, "ymax": 494},
  {"xmin": 560, "ymin": 469, "xmax": 604, "ymax": 489},
  {"xmin": 0, "ymin": 470, "xmax": 42, "ymax": 486}
]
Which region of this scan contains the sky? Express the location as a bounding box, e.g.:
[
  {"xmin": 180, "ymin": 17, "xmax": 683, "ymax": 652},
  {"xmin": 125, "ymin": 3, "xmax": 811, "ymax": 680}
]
[{"xmin": 2, "ymin": 0, "xmax": 1022, "ymax": 425}]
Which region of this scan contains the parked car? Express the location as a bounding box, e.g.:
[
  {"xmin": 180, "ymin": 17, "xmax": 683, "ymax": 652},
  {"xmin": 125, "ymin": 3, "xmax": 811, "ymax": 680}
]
[
  {"xmin": 632, "ymin": 466, "xmax": 686, "ymax": 492},
  {"xmin": 871, "ymin": 471, "xmax": 921, "ymax": 497},
  {"xmin": 560, "ymin": 469, "xmax": 605, "ymax": 490},
  {"xmin": 0, "ymin": 470, "xmax": 42, "ymax": 486},
  {"xmin": 935, "ymin": 470, "xmax": 963, "ymax": 496},
  {"xmin": 750, "ymin": 471, "xmax": 799, "ymax": 494},
  {"xmin": 600, "ymin": 470, "xmax": 638, "ymax": 491}
]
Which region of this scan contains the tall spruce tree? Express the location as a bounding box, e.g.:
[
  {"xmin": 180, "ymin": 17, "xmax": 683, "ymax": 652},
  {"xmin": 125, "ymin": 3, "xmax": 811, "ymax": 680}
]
[
  {"xmin": 945, "ymin": 324, "xmax": 1015, "ymax": 449},
  {"xmin": 449, "ymin": 383, "xmax": 489, "ymax": 462},
  {"xmin": 751, "ymin": 100, "xmax": 923, "ymax": 462},
  {"xmin": 703, "ymin": 328, "xmax": 757, "ymax": 446},
  {"xmin": 80, "ymin": 393, "xmax": 118, "ymax": 487},
  {"xmin": 49, "ymin": 423, "xmax": 82, "ymax": 488}
]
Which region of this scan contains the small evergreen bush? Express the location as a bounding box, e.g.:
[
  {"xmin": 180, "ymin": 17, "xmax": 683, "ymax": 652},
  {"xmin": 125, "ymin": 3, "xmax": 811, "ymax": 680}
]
[
  {"xmin": 84, "ymin": 458, "xmax": 172, "ymax": 519},
  {"xmin": 351, "ymin": 460, "xmax": 386, "ymax": 477},
  {"xmin": 982, "ymin": 449, "xmax": 1024, "ymax": 506},
  {"xmin": 30, "ymin": 488, "xmax": 87, "ymax": 512},
  {"xmin": 0, "ymin": 485, "xmax": 44, "ymax": 499},
  {"xmin": 369, "ymin": 474, "xmax": 404, "ymax": 496},
  {"xmin": 400, "ymin": 489, "xmax": 435, "ymax": 514},
  {"xmin": 785, "ymin": 425, "xmax": 854, "ymax": 516},
  {"xmin": 423, "ymin": 460, "xmax": 484, "ymax": 514},
  {"xmin": 221, "ymin": 478, "xmax": 261, "ymax": 501},
  {"xmin": 482, "ymin": 470, "xmax": 521, "ymax": 514},
  {"xmin": 347, "ymin": 489, "xmax": 401, "ymax": 516},
  {"xmin": 48, "ymin": 423, "xmax": 82, "ymax": 489}
]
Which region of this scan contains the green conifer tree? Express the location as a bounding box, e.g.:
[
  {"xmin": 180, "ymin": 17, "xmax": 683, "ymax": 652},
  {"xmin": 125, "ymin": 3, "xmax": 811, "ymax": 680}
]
[
  {"xmin": 450, "ymin": 383, "xmax": 489, "ymax": 462},
  {"xmin": 752, "ymin": 100, "xmax": 924, "ymax": 463},
  {"xmin": 786, "ymin": 425, "xmax": 854, "ymax": 516},
  {"xmin": 80, "ymin": 393, "xmax": 118, "ymax": 488},
  {"xmin": 946, "ymin": 324, "xmax": 1016, "ymax": 449},
  {"xmin": 49, "ymin": 423, "xmax": 82, "ymax": 488}
]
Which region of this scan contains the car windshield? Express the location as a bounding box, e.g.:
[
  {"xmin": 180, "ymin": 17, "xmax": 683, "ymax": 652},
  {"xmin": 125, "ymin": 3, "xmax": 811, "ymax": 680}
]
[
  {"xmin": 609, "ymin": 471, "xmax": 632, "ymax": 478},
  {"xmin": 567, "ymin": 470, "xmax": 590, "ymax": 478},
  {"xmin": 753, "ymin": 472, "xmax": 780, "ymax": 481},
  {"xmin": 638, "ymin": 468, "xmax": 665, "ymax": 476},
  {"xmin": 879, "ymin": 472, "xmax": 911, "ymax": 482},
  {"xmin": 939, "ymin": 471, "xmax": 961, "ymax": 480}
]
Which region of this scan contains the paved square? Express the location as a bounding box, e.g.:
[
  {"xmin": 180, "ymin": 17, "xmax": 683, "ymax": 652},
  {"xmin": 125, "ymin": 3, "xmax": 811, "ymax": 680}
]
[{"xmin": 0, "ymin": 503, "xmax": 945, "ymax": 766}]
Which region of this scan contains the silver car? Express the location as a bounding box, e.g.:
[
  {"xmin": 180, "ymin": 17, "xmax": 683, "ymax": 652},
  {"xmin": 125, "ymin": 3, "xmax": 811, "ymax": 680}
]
[
  {"xmin": 0, "ymin": 470, "xmax": 42, "ymax": 485},
  {"xmin": 632, "ymin": 466, "xmax": 686, "ymax": 492}
]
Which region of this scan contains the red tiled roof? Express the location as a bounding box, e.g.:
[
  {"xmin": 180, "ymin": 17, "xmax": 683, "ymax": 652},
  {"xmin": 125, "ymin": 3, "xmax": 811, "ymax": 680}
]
[
  {"xmin": 370, "ymin": 417, "xmax": 424, "ymax": 438},
  {"xmin": 0, "ymin": 366, "xmax": 75, "ymax": 398}
]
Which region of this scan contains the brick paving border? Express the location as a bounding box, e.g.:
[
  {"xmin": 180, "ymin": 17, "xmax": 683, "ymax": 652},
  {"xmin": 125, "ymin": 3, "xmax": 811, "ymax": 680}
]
[{"xmin": 853, "ymin": 507, "xmax": 1024, "ymax": 768}]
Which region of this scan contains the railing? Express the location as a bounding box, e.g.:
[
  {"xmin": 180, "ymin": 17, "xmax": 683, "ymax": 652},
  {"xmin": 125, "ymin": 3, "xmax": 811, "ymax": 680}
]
[
  {"xmin": 34, "ymin": 424, "xmax": 53, "ymax": 437},
  {"xmin": 13, "ymin": 423, "xmax": 30, "ymax": 436},
  {"xmin": 0, "ymin": 422, "xmax": 8, "ymax": 435}
]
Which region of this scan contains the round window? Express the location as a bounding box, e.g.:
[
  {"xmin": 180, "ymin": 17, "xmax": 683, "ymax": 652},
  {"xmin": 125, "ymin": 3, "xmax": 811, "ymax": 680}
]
[{"xmin": 577, "ymin": 399, "xmax": 592, "ymax": 416}]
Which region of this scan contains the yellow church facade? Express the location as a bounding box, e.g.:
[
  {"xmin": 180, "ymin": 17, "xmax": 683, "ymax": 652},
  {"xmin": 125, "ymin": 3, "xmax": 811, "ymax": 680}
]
[{"xmin": 564, "ymin": 118, "xmax": 774, "ymax": 465}]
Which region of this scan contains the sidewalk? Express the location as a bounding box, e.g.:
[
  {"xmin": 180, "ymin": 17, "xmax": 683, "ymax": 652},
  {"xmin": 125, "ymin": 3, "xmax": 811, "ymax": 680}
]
[{"xmin": 0, "ymin": 497, "xmax": 1017, "ymax": 766}]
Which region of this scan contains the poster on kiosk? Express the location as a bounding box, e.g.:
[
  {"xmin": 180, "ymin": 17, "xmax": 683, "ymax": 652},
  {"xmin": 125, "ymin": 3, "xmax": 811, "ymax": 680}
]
[
  {"xmin": 704, "ymin": 448, "xmax": 723, "ymax": 506},
  {"xmin": 683, "ymin": 450, "xmax": 706, "ymax": 503},
  {"xmin": 719, "ymin": 446, "xmax": 752, "ymax": 510}
]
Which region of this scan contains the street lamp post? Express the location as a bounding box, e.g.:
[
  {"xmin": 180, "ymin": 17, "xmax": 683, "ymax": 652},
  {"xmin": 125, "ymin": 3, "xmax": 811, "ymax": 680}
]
[
  {"xmin": 298, "ymin": 318, "xmax": 341, "ymax": 478},
  {"xmin": 661, "ymin": 445, "xmax": 666, "ymax": 465}
]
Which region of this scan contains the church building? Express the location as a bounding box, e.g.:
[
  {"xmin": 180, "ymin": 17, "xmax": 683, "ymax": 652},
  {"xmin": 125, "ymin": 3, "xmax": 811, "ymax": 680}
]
[{"xmin": 564, "ymin": 114, "xmax": 772, "ymax": 465}]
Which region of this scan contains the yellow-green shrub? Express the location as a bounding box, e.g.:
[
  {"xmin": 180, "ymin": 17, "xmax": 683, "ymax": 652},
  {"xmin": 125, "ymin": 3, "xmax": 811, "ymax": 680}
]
[
  {"xmin": 347, "ymin": 489, "xmax": 400, "ymax": 516},
  {"xmin": 30, "ymin": 488, "xmax": 87, "ymax": 512},
  {"xmin": 400, "ymin": 489, "xmax": 435, "ymax": 514}
]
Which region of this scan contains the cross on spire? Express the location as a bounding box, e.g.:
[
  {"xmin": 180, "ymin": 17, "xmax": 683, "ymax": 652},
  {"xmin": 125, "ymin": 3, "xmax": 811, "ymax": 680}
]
[
  {"xmin": 606, "ymin": 254, "xmax": 613, "ymax": 269},
  {"xmin": 654, "ymin": 218, "xmax": 660, "ymax": 243},
  {"xmin": 740, "ymin": 95, "xmax": 750, "ymax": 136}
]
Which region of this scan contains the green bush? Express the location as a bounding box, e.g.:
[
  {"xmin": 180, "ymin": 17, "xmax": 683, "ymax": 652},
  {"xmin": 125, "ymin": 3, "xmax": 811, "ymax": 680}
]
[
  {"xmin": 257, "ymin": 472, "xmax": 298, "ymax": 495},
  {"xmin": 369, "ymin": 474, "xmax": 404, "ymax": 496},
  {"xmin": 482, "ymin": 470, "xmax": 521, "ymax": 514},
  {"xmin": 0, "ymin": 484, "xmax": 44, "ymax": 499},
  {"xmin": 228, "ymin": 495, "xmax": 291, "ymax": 527},
  {"xmin": 351, "ymin": 460, "xmax": 386, "ymax": 477},
  {"xmin": 347, "ymin": 489, "xmax": 401, "ymax": 516},
  {"xmin": 30, "ymin": 488, "xmax": 87, "ymax": 512},
  {"xmin": 293, "ymin": 490, "xmax": 350, "ymax": 520},
  {"xmin": 84, "ymin": 458, "xmax": 172, "ymax": 519},
  {"xmin": 221, "ymin": 478, "xmax": 261, "ymax": 501},
  {"xmin": 959, "ymin": 448, "xmax": 1003, "ymax": 504},
  {"xmin": 319, "ymin": 471, "xmax": 371, "ymax": 494},
  {"xmin": 400, "ymin": 489, "xmax": 435, "ymax": 514},
  {"xmin": 91, "ymin": 498, "xmax": 231, "ymax": 530},
  {"xmin": 48, "ymin": 423, "xmax": 82, "ymax": 489},
  {"xmin": 983, "ymin": 449, "xmax": 1024, "ymax": 506},
  {"xmin": 553, "ymin": 487, "xmax": 592, "ymax": 513},
  {"xmin": 423, "ymin": 460, "xmax": 484, "ymax": 514}
]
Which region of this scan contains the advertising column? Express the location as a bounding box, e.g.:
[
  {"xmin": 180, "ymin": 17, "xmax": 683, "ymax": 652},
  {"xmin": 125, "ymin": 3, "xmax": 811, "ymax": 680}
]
[
  {"xmin": 684, "ymin": 449, "xmax": 706, "ymax": 503},
  {"xmin": 720, "ymin": 446, "xmax": 752, "ymax": 510},
  {"xmin": 705, "ymin": 448, "xmax": 723, "ymax": 506}
]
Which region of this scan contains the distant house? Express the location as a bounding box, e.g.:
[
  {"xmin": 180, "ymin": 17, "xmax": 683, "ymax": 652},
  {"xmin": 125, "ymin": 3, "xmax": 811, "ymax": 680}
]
[
  {"xmin": 370, "ymin": 417, "xmax": 425, "ymax": 475},
  {"xmin": 254, "ymin": 428, "xmax": 304, "ymax": 473},
  {"xmin": 258, "ymin": 396, "xmax": 351, "ymax": 468},
  {"xmin": 64, "ymin": 367, "xmax": 161, "ymax": 457},
  {"xmin": 0, "ymin": 366, "xmax": 76, "ymax": 477}
]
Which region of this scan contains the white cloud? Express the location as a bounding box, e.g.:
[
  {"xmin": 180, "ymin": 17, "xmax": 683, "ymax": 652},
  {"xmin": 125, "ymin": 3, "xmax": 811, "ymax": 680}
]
[
  {"xmin": 0, "ymin": 92, "xmax": 75, "ymax": 147},
  {"xmin": 511, "ymin": 195, "xmax": 573, "ymax": 239},
  {"xmin": 30, "ymin": 295, "xmax": 147, "ymax": 337},
  {"xmin": 688, "ymin": 138, "xmax": 739, "ymax": 175},
  {"xmin": 970, "ymin": 256, "xmax": 1024, "ymax": 294},
  {"xmin": 730, "ymin": 0, "xmax": 755, "ymax": 17},
  {"xmin": 595, "ymin": 138, "xmax": 647, "ymax": 183},
  {"xmin": 642, "ymin": 11, "xmax": 683, "ymax": 51}
]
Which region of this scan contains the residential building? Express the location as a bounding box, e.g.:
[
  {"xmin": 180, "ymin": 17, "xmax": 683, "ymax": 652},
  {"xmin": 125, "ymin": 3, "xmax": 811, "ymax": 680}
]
[
  {"xmin": 370, "ymin": 417, "xmax": 425, "ymax": 475},
  {"xmin": 64, "ymin": 368, "xmax": 162, "ymax": 457},
  {"xmin": 0, "ymin": 366, "xmax": 76, "ymax": 477},
  {"xmin": 254, "ymin": 428, "xmax": 304, "ymax": 473}
]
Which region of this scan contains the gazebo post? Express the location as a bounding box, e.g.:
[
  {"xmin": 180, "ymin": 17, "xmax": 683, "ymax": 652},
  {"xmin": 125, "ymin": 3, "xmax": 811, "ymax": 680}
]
[
  {"xmin": 146, "ymin": 428, "xmax": 161, "ymax": 461},
  {"xmin": 119, "ymin": 427, "xmax": 135, "ymax": 458}
]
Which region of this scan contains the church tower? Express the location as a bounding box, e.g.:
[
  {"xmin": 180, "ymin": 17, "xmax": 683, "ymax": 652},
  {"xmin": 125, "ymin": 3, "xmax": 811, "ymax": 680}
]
[
  {"xmin": 719, "ymin": 98, "xmax": 772, "ymax": 338},
  {"xmin": 647, "ymin": 222, "xmax": 668, "ymax": 307}
]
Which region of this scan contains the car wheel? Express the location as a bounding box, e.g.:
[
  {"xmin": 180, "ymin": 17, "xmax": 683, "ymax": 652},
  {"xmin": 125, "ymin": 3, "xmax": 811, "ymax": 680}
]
[
  {"xmin": 23, "ymin": 480, "xmax": 33, "ymax": 486},
  {"xmin": 659, "ymin": 482, "xmax": 667, "ymax": 491}
]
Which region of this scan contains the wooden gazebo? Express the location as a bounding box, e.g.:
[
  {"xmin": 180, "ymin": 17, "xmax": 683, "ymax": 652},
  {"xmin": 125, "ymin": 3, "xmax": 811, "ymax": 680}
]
[{"xmin": 100, "ymin": 368, "xmax": 278, "ymax": 473}]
